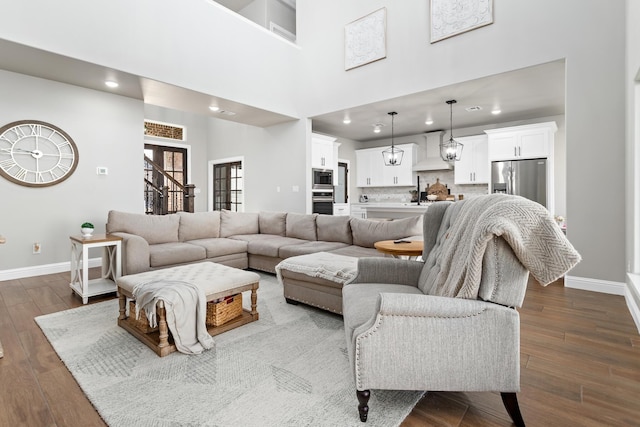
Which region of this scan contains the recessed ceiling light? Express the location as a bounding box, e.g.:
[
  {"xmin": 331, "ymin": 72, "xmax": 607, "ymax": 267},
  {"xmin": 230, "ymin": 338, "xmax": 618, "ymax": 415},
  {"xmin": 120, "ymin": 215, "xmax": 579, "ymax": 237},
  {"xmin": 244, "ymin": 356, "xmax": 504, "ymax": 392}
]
[
  {"xmin": 425, "ymin": 119, "xmax": 434, "ymax": 126},
  {"xmin": 209, "ymin": 105, "xmax": 220, "ymax": 112},
  {"xmin": 105, "ymin": 80, "xmax": 119, "ymax": 88},
  {"xmin": 492, "ymin": 109, "xmax": 502, "ymax": 115},
  {"xmin": 343, "ymin": 118, "xmax": 351, "ymax": 124},
  {"xmin": 465, "ymin": 106, "xmax": 482, "ymax": 112}
]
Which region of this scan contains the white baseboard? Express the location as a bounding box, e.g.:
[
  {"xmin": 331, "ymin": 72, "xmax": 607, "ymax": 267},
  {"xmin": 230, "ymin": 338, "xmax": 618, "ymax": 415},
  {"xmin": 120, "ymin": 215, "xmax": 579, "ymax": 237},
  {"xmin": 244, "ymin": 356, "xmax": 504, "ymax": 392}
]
[
  {"xmin": 564, "ymin": 275, "xmax": 626, "ymax": 296},
  {"xmin": 626, "ymin": 273, "xmax": 640, "ymax": 333},
  {"xmin": 0, "ymin": 258, "xmax": 102, "ymax": 281}
]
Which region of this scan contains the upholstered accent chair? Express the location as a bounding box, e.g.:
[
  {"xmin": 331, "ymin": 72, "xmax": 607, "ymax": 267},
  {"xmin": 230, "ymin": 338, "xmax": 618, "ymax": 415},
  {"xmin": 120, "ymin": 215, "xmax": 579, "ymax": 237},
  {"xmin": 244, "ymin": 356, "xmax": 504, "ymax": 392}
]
[{"xmin": 342, "ymin": 196, "xmax": 581, "ymax": 426}]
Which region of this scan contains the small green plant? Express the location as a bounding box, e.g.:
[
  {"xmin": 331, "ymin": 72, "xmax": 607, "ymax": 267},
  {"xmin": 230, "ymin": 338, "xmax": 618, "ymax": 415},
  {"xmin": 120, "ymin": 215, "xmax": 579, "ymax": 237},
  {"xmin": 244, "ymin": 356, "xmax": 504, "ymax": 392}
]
[{"xmin": 81, "ymin": 222, "xmax": 94, "ymax": 229}]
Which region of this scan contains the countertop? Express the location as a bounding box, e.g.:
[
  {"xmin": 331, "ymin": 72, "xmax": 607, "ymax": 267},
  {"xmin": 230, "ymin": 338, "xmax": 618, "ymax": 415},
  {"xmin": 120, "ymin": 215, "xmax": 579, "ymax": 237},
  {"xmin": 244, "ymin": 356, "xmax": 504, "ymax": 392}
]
[{"xmin": 351, "ymin": 202, "xmax": 436, "ymax": 212}]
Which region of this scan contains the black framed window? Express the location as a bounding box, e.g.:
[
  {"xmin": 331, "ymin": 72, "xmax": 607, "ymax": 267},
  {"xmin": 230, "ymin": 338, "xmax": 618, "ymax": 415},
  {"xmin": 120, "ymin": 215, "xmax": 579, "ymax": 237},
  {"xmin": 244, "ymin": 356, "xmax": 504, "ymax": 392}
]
[{"xmin": 213, "ymin": 161, "xmax": 242, "ymax": 211}]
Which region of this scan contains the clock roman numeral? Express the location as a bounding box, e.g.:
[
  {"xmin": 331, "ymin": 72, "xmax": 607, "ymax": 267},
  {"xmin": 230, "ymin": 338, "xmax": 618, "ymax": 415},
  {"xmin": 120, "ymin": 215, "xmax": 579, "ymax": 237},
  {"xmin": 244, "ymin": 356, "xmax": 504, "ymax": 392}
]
[
  {"xmin": 0, "ymin": 158, "xmax": 16, "ymax": 170},
  {"xmin": 13, "ymin": 166, "xmax": 28, "ymax": 181},
  {"xmin": 12, "ymin": 126, "xmax": 27, "ymax": 139},
  {"xmin": 36, "ymin": 172, "xmax": 45, "ymax": 183},
  {"xmin": 29, "ymin": 124, "xmax": 42, "ymax": 136}
]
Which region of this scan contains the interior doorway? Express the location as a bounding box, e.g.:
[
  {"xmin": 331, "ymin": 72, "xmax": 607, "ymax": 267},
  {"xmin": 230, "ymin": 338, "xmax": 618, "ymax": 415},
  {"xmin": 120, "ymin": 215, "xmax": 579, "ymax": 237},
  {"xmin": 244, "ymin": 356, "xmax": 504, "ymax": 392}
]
[
  {"xmin": 335, "ymin": 161, "xmax": 349, "ymax": 203},
  {"xmin": 144, "ymin": 143, "xmax": 189, "ymax": 214}
]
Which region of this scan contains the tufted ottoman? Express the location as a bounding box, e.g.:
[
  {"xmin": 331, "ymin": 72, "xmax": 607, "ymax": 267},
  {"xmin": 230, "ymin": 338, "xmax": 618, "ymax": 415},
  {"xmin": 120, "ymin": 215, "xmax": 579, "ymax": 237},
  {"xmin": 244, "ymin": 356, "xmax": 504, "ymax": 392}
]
[{"xmin": 117, "ymin": 262, "xmax": 260, "ymax": 357}]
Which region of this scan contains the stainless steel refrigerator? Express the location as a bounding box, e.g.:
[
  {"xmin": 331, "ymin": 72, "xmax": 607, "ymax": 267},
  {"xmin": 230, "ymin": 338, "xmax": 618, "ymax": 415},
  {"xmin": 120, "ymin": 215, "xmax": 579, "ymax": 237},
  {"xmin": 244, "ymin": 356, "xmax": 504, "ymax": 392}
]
[{"xmin": 491, "ymin": 159, "xmax": 547, "ymax": 207}]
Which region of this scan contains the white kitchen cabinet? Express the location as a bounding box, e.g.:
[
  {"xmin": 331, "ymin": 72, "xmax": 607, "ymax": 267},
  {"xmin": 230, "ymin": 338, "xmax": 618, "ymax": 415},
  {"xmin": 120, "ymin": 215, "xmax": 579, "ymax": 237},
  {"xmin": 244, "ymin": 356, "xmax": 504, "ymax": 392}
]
[
  {"xmin": 311, "ymin": 134, "xmax": 339, "ymax": 183},
  {"xmin": 454, "ymin": 135, "xmax": 489, "ymax": 184},
  {"xmin": 356, "ymin": 143, "xmax": 417, "ymax": 187},
  {"xmin": 350, "ymin": 204, "xmax": 367, "ymax": 219},
  {"xmin": 333, "ymin": 203, "xmax": 350, "ymax": 216},
  {"xmin": 486, "ymin": 122, "xmax": 557, "ymax": 161}
]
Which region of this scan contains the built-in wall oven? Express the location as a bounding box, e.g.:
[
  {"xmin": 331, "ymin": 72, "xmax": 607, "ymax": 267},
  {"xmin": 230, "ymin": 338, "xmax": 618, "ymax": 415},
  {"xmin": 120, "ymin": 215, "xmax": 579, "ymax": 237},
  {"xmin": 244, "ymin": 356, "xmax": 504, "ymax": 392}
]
[{"xmin": 312, "ymin": 168, "xmax": 334, "ymax": 214}]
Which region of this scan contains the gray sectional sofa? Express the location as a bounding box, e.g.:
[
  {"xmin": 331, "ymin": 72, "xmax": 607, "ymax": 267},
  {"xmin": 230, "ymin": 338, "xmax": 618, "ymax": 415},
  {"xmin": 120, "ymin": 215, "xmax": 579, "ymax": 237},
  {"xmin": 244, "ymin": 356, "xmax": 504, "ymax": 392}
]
[{"xmin": 105, "ymin": 209, "xmax": 423, "ymax": 277}]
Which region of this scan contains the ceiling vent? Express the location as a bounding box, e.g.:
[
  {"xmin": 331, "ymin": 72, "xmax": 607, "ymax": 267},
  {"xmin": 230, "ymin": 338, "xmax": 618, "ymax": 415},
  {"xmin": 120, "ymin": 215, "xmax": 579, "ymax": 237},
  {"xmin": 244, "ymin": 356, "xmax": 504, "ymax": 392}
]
[{"xmin": 465, "ymin": 106, "xmax": 482, "ymax": 112}]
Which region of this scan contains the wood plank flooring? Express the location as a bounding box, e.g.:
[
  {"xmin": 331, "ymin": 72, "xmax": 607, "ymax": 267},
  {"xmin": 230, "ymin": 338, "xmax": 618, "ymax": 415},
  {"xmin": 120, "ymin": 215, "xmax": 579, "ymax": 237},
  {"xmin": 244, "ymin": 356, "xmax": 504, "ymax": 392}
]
[{"xmin": 1, "ymin": 271, "xmax": 639, "ymax": 426}]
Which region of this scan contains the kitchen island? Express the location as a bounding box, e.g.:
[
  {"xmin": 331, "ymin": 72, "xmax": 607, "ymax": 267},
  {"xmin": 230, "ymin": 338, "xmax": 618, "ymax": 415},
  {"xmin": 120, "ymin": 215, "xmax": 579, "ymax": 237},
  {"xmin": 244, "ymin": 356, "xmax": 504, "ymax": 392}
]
[{"xmin": 351, "ymin": 202, "xmax": 433, "ymax": 220}]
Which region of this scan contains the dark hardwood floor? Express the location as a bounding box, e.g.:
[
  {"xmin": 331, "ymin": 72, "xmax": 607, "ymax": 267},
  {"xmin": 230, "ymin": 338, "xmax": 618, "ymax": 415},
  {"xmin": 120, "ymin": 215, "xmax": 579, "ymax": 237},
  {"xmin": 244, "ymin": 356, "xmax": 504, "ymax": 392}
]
[{"xmin": 1, "ymin": 270, "xmax": 639, "ymax": 426}]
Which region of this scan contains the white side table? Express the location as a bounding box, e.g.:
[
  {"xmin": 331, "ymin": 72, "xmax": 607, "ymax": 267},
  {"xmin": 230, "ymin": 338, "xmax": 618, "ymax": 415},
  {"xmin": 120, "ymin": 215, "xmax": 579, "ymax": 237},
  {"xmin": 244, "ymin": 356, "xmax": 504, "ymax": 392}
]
[{"xmin": 70, "ymin": 234, "xmax": 122, "ymax": 304}]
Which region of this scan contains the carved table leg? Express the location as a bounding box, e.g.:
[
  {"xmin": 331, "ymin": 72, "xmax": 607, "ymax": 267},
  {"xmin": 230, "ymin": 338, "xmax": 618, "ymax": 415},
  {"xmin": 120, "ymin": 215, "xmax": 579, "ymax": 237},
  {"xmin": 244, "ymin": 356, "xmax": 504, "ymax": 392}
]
[
  {"xmin": 357, "ymin": 389, "xmax": 370, "ymax": 422},
  {"xmin": 157, "ymin": 302, "xmax": 169, "ymax": 350},
  {"xmin": 118, "ymin": 292, "xmax": 127, "ymax": 321},
  {"xmin": 250, "ymin": 283, "xmax": 259, "ymax": 321}
]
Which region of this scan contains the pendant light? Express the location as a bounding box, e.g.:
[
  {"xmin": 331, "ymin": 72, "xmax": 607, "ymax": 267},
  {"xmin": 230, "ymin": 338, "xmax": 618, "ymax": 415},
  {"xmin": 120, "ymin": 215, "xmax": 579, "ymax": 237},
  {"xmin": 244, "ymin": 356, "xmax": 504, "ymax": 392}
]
[
  {"xmin": 382, "ymin": 112, "xmax": 404, "ymax": 166},
  {"xmin": 440, "ymin": 100, "xmax": 464, "ymax": 162}
]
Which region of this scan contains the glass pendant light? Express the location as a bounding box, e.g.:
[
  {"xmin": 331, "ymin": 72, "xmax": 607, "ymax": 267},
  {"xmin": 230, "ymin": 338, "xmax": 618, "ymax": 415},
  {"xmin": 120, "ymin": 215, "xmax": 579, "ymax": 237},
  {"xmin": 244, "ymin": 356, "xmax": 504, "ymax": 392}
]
[
  {"xmin": 440, "ymin": 100, "xmax": 463, "ymax": 162},
  {"xmin": 382, "ymin": 112, "xmax": 404, "ymax": 166}
]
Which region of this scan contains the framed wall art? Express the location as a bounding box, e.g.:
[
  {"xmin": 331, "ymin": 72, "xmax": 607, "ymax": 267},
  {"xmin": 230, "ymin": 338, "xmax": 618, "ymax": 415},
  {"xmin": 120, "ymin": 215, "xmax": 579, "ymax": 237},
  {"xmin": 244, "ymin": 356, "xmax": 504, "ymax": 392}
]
[
  {"xmin": 345, "ymin": 7, "xmax": 386, "ymax": 71},
  {"xmin": 430, "ymin": 0, "xmax": 493, "ymax": 43}
]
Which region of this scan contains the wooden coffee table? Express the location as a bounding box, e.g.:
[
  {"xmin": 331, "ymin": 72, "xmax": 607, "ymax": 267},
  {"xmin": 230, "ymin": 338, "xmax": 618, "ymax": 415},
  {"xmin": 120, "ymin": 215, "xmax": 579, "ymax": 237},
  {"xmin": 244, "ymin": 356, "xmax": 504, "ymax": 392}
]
[
  {"xmin": 374, "ymin": 239, "xmax": 424, "ymax": 259},
  {"xmin": 117, "ymin": 262, "xmax": 259, "ymax": 357}
]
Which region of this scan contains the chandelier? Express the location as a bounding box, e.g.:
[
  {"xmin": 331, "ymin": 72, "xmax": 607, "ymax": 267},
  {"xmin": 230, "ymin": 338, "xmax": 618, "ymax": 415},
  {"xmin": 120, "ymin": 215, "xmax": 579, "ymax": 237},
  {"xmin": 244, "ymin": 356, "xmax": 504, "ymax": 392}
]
[
  {"xmin": 382, "ymin": 112, "xmax": 404, "ymax": 166},
  {"xmin": 440, "ymin": 100, "xmax": 463, "ymax": 162}
]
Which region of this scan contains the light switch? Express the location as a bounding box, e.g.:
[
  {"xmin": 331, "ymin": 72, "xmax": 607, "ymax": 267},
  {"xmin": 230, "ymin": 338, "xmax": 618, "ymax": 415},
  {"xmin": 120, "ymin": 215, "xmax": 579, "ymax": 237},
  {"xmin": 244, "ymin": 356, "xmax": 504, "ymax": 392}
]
[
  {"xmin": 97, "ymin": 167, "xmax": 108, "ymax": 175},
  {"xmin": 292, "ymin": 185, "xmax": 299, "ymax": 192}
]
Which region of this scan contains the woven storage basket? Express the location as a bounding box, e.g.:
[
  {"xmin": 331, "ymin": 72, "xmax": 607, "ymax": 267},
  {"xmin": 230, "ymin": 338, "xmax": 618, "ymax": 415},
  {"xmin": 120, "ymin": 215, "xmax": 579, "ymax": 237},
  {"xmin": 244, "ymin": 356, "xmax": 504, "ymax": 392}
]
[
  {"xmin": 207, "ymin": 293, "xmax": 242, "ymax": 327},
  {"xmin": 129, "ymin": 301, "xmax": 158, "ymax": 333}
]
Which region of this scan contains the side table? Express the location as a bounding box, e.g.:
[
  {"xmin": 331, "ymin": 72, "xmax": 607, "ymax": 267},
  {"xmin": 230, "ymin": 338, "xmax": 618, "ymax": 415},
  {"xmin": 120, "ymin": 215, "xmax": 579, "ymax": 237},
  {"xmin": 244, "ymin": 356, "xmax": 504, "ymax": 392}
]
[
  {"xmin": 70, "ymin": 234, "xmax": 122, "ymax": 304},
  {"xmin": 374, "ymin": 239, "xmax": 424, "ymax": 260}
]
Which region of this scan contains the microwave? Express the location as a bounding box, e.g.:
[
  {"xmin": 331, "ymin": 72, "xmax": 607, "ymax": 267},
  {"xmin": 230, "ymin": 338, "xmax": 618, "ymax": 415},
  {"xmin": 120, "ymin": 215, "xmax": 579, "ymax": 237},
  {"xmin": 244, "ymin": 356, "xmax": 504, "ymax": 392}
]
[{"xmin": 312, "ymin": 168, "xmax": 333, "ymax": 189}]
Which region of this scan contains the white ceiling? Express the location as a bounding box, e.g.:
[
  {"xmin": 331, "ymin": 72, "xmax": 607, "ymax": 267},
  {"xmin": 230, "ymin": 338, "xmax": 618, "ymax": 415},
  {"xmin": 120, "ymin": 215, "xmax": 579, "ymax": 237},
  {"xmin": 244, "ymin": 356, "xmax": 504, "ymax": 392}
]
[
  {"xmin": 0, "ymin": 38, "xmax": 564, "ymax": 140},
  {"xmin": 311, "ymin": 59, "xmax": 566, "ymax": 142}
]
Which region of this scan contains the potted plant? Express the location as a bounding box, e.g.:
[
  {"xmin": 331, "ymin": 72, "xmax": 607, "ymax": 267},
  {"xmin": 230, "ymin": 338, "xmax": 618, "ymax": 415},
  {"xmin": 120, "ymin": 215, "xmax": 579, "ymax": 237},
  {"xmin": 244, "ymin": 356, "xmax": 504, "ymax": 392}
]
[{"xmin": 81, "ymin": 222, "xmax": 94, "ymax": 237}]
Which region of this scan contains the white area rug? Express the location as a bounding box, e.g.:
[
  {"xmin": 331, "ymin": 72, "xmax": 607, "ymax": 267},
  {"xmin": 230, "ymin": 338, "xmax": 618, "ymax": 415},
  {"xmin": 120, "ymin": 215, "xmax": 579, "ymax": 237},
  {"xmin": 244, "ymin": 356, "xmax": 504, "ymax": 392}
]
[{"xmin": 35, "ymin": 272, "xmax": 423, "ymax": 427}]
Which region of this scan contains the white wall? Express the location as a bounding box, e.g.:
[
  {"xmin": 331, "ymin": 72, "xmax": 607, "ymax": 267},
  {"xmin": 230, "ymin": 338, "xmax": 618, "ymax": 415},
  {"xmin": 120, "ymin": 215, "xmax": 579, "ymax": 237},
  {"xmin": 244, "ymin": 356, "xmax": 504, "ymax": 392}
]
[
  {"xmin": 297, "ymin": 0, "xmax": 627, "ymax": 283},
  {"xmin": 207, "ymin": 117, "xmax": 308, "ymax": 213},
  {"xmin": 0, "ymin": 70, "xmax": 143, "ymax": 270},
  {"xmin": 0, "ymin": 0, "xmax": 300, "ymax": 118}
]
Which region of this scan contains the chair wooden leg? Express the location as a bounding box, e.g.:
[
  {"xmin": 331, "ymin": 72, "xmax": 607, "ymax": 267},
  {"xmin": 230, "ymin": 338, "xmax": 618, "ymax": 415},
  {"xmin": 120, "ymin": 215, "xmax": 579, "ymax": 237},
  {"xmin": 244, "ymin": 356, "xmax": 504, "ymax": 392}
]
[
  {"xmin": 501, "ymin": 392, "xmax": 525, "ymax": 427},
  {"xmin": 357, "ymin": 389, "xmax": 370, "ymax": 422}
]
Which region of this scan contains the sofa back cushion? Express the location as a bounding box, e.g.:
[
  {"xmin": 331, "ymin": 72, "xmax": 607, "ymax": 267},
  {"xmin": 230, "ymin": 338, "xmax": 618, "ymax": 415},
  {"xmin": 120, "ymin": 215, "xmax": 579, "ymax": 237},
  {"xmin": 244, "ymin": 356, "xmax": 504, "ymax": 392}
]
[
  {"xmin": 286, "ymin": 213, "xmax": 318, "ymax": 241},
  {"xmin": 220, "ymin": 210, "xmax": 259, "ymax": 237},
  {"xmin": 316, "ymin": 215, "xmax": 352, "ymax": 244},
  {"xmin": 259, "ymin": 211, "xmax": 287, "ymax": 236},
  {"xmin": 350, "ymin": 216, "xmax": 422, "ymax": 248},
  {"xmin": 178, "ymin": 211, "xmax": 221, "ymax": 241},
  {"xmin": 106, "ymin": 210, "xmax": 179, "ymax": 244}
]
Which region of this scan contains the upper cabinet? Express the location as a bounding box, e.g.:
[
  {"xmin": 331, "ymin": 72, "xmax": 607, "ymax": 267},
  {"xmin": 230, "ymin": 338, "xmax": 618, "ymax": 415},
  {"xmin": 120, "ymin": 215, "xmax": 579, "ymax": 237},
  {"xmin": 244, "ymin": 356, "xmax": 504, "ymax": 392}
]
[
  {"xmin": 485, "ymin": 122, "xmax": 557, "ymax": 161},
  {"xmin": 311, "ymin": 133, "xmax": 339, "ymax": 183},
  {"xmin": 356, "ymin": 143, "xmax": 417, "ymax": 187},
  {"xmin": 454, "ymin": 135, "xmax": 489, "ymax": 184}
]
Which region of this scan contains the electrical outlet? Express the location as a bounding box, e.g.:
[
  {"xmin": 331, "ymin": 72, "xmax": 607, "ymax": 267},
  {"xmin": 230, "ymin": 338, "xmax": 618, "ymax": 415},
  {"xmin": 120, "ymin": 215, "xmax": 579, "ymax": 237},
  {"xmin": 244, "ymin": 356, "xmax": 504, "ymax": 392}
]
[{"xmin": 33, "ymin": 242, "xmax": 41, "ymax": 254}]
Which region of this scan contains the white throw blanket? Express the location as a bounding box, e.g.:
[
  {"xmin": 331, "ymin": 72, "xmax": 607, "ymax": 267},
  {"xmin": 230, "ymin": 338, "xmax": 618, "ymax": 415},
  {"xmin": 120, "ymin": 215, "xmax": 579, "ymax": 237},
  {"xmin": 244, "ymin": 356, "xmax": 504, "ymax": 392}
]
[
  {"xmin": 432, "ymin": 194, "xmax": 582, "ymax": 299},
  {"xmin": 275, "ymin": 252, "xmax": 358, "ymax": 284},
  {"xmin": 133, "ymin": 280, "xmax": 215, "ymax": 354}
]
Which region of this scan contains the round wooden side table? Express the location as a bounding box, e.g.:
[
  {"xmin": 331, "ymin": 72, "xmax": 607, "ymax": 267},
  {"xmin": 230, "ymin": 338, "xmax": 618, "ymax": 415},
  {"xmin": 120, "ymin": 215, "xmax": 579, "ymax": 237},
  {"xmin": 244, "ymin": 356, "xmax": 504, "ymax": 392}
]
[{"xmin": 374, "ymin": 239, "xmax": 423, "ymax": 259}]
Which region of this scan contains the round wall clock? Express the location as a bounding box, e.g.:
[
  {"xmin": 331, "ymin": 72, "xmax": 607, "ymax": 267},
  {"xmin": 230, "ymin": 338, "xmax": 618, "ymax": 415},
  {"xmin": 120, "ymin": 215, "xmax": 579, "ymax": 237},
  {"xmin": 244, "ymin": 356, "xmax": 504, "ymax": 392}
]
[{"xmin": 0, "ymin": 120, "xmax": 79, "ymax": 187}]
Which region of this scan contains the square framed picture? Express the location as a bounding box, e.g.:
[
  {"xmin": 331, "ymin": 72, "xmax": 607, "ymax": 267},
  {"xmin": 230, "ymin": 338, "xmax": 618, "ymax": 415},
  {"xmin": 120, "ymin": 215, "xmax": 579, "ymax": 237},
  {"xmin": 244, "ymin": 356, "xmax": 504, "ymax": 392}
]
[
  {"xmin": 345, "ymin": 8, "xmax": 387, "ymax": 71},
  {"xmin": 430, "ymin": 0, "xmax": 493, "ymax": 43}
]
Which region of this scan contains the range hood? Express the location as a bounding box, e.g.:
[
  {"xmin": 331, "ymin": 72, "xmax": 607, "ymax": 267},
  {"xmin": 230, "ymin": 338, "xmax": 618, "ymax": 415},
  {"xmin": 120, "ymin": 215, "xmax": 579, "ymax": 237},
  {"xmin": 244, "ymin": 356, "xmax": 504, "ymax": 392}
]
[{"xmin": 412, "ymin": 131, "xmax": 453, "ymax": 171}]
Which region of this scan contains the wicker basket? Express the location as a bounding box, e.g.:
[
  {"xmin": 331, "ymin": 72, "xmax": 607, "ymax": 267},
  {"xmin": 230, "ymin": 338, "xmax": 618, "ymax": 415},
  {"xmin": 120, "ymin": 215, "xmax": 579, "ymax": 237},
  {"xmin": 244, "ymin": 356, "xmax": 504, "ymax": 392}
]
[
  {"xmin": 129, "ymin": 301, "xmax": 158, "ymax": 333},
  {"xmin": 207, "ymin": 293, "xmax": 242, "ymax": 327}
]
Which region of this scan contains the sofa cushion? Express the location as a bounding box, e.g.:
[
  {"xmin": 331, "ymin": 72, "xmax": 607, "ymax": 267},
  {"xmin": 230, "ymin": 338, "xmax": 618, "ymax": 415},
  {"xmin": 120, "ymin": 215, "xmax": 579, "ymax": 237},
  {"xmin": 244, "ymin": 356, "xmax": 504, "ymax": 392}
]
[
  {"xmin": 350, "ymin": 216, "xmax": 422, "ymax": 248},
  {"xmin": 220, "ymin": 210, "xmax": 259, "ymax": 237},
  {"xmin": 107, "ymin": 210, "xmax": 180, "ymax": 245},
  {"xmin": 279, "ymin": 241, "xmax": 350, "ymax": 258},
  {"xmin": 232, "ymin": 235, "xmax": 308, "ymax": 257},
  {"xmin": 328, "ymin": 245, "xmax": 383, "ymax": 258},
  {"xmin": 259, "ymin": 211, "xmax": 287, "ymax": 236},
  {"xmin": 286, "ymin": 213, "xmax": 318, "ymax": 241},
  {"xmin": 185, "ymin": 238, "xmax": 248, "ymax": 258},
  {"xmin": 178, "ymin": 211, "xmax": 221, "ymax": 241},
  {"xmin": 149, "ymin": 242, "xmax": 206, "ymax": 267},
  {"xmin": 316, "ymin": 215, "xmax": 352, "ymax": 244}
]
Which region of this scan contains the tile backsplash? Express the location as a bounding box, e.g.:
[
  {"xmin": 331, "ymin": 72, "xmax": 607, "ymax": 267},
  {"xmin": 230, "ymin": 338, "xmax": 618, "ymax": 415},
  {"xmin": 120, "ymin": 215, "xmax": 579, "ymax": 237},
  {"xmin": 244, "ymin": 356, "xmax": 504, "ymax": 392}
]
[{"xmin": 357, "ymin": 170, "xmax": 489, "ymax": 203}]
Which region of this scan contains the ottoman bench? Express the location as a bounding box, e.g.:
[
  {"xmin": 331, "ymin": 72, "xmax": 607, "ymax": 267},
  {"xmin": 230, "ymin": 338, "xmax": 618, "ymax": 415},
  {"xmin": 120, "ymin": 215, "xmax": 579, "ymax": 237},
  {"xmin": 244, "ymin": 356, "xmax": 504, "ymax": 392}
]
[
  {"xmin": 117, "ymin": 262, "xmax": 260, "ymax": 357},
  {"xmin": 275, "ymin": 252, "xmax": 358, "ymax": 315}
]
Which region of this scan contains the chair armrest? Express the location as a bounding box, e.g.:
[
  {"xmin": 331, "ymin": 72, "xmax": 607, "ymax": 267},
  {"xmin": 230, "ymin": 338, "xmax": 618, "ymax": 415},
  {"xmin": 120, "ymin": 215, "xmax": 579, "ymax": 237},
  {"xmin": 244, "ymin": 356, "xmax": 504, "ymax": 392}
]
[
  {"xmin": 348, "ymin": 257, "xmax": 423, "ymax": 286},
  {"xmin": 351, "ymin": 294, "xmax": 520, "ymax": 392},
  {"xmin": 105, "ymin": 231, "xmax": 150, "ymax": 276}
]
